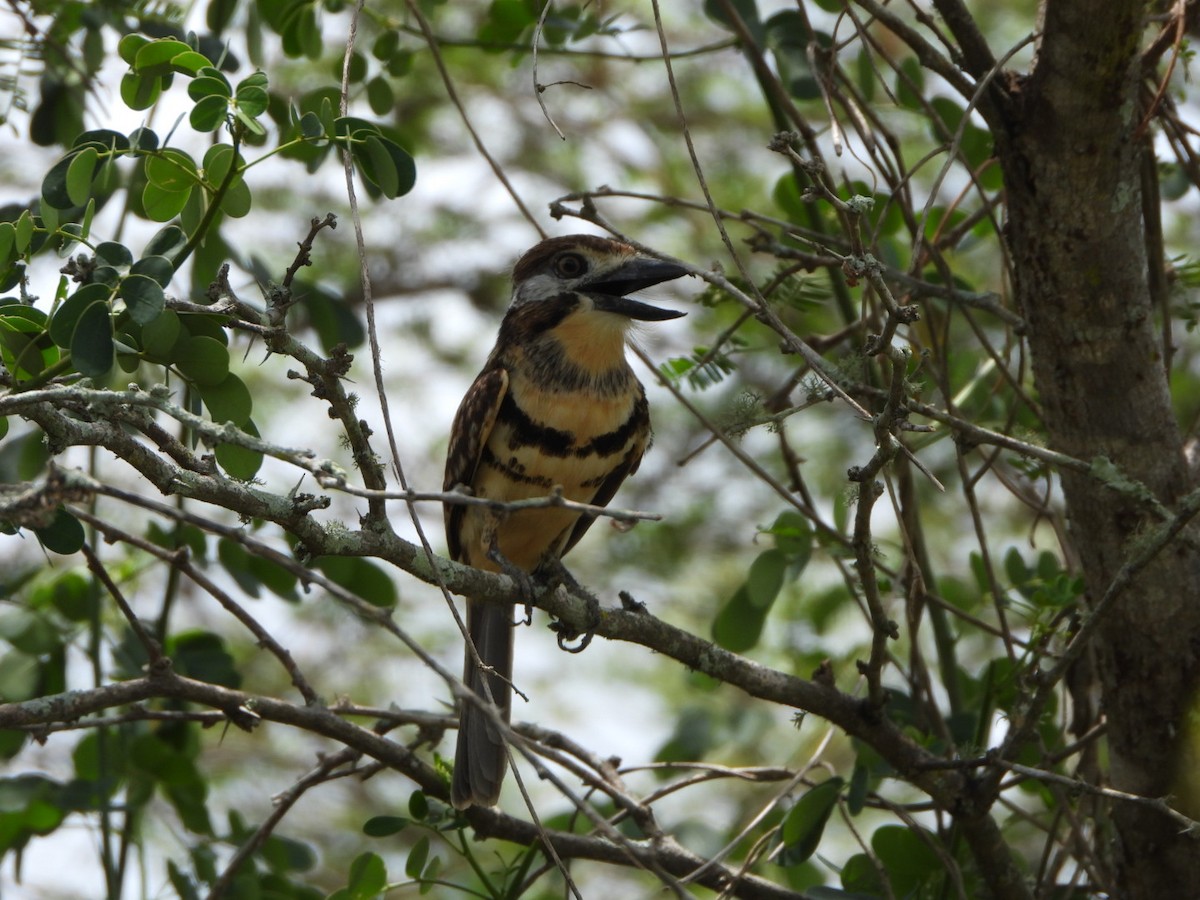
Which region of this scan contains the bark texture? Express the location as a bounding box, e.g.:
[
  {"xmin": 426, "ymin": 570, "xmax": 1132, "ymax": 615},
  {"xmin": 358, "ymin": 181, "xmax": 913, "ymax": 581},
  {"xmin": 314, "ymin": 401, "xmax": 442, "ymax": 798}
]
[{"xmin": 990, "ymin": 0, "xmax": 1200, "ymax": 893}]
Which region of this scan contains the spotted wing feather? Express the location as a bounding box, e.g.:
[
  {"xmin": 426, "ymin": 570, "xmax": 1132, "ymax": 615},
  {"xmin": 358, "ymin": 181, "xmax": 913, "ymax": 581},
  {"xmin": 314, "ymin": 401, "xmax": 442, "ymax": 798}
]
[{"xmin": 444, "ymin": 365, "xmax": 508, "ymax": 562}]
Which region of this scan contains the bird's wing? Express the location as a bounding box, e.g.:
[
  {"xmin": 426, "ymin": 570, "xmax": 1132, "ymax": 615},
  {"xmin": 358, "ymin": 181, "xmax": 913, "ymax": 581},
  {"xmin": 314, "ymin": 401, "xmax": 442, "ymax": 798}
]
[
  {"xmin": 558, "ymin": 395, "xmax": 651, "ymax": 557},
  {"xmin": 444, "ymin": 365, "xmax": 509, "ymax": 562}
]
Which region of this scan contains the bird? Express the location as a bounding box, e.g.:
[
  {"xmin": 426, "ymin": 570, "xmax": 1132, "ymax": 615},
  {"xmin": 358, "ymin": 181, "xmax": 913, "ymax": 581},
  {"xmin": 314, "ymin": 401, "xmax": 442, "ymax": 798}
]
[{"xmin": 443, "ymin": 234, "xmax": 687, "ymax": 808}]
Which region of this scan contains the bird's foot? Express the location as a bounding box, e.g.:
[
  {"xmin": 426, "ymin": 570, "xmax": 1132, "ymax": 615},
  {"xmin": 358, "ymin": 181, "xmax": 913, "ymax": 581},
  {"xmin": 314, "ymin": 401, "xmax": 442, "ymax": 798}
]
[
  {"xmin": 541, "ymin": 558, "xmax": 601, "ymax": 654},
  {"xmin": 486, "ymin": 544, "xmax": 536, "ymax": 625}
]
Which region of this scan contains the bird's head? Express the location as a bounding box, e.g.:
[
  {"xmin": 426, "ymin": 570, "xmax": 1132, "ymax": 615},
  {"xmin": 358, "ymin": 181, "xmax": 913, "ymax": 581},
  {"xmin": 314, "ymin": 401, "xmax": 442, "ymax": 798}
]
[{"xmin": 510, "ymin": 235, "xmax": 688, "ymax": 322}]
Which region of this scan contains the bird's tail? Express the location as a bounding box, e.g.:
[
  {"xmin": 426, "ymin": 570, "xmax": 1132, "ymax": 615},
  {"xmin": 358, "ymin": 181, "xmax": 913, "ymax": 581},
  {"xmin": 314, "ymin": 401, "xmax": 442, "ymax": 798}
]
[{"xmin": 451, "ymin": 599, "xmax": 513, "ymax": 808}]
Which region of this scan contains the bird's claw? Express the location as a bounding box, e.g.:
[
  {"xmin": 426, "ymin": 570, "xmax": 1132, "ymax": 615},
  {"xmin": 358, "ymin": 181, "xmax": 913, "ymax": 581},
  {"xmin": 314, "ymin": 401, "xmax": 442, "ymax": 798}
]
[
  {"xmin": 487, "ymin": 544, "xmax": 537, "ymax": 608},
  {"xmin": 540, "ymin": 558, "xmax": 601, "ymax": 654},
  {"xmin": 553, "ymin": 622, "xmax": 595, "ymax": 654}
]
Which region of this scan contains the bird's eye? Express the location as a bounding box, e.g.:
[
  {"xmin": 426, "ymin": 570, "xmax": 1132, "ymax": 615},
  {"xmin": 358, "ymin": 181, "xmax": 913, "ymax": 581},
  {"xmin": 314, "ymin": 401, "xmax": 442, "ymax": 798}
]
[{"xmin": 553, "ymin": 252, "xmax": 588, "ymax": 279}]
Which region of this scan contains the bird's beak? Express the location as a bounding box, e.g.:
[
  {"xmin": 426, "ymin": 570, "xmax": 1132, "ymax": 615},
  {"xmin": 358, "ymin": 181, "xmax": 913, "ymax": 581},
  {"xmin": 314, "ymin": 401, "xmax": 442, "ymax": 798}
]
[{"xmin": 588, "ymin": 257, "xmax": 689, "ymax": 321}]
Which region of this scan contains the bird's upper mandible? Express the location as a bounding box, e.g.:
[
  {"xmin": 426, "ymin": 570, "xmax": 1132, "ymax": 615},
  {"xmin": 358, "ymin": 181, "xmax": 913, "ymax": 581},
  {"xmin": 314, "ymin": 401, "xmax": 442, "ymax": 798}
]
[{"xmin": 509, "ymin": 234, "xmax": 689, "ymax": 319}]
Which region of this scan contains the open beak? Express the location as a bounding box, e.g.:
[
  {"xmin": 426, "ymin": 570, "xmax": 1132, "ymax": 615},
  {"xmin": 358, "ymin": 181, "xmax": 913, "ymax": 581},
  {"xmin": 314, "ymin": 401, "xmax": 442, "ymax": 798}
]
[{"xmin": 588, "ymin": 257, "xmax": 689, "ymax": 321}]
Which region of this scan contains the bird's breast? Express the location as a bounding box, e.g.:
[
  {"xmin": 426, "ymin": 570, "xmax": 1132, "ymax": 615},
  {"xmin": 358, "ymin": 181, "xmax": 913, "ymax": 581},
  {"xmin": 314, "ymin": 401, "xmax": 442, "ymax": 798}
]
[
  {"xmin": 487, "ymin": 375, "xmax": 646, "ymax": 494},
  {"xmin": 460, "ymin": 348, "xmax": 650, "ymax": 572}
]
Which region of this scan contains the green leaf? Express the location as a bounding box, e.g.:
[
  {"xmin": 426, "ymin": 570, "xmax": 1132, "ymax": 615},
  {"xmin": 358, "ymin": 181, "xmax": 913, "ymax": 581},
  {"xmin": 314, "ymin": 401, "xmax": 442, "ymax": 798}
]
[
  {"xmin": 0, "ymin": 651, "xmax": 40, "ymax": 706},
  {"xmin": 247, "ymin": 554, "xmax": 298, "ymax": 602},
  {"xmin": 404, "ymin": 835, "xmax": 429, "ymax": 880},
  {"xmin": 0, "ymin": 775, "xmax": 69, "ymax": 849},
  {"xmin": 203, "ymin": 143, "xmax": 240, "ymax": 184},
  {"xmin": 781, "ymin": 777, "xmax": 843, "ymax": 863},
  {"xmin": 71, "ymin": 298, "xmax": 114, "ymax": 377},
  {"xmin": 120, "ymin": 72, "xmax": 163, "ymax": 111},
  {"xmin": 298, "ymin": 111, "xmax": 324, "ymax": 140},
  {"xmin": 95, "ymin": 241, "xmax": 133, "ymax": 269},
  {"xmin": 119, "ymin": 274, "xmax": 165, "ymax": 325},
  {"xmin": 0, "ymin": 223, "xmax": 13, "ymax": 266},
  {"xmin": 49, "ymin": 284, "xmax": 111, "ymax": 348},
  {"xmin": 189, "ymin": 70, "xmax": 233, "ymax": 100},
  {"xmin": 58, "ymin": 221, "xmax": 86, "ymax": 255},
  {"xmin": 190, "ymin": 94, "xmax": 229, "ymax": 132},
  {"xmin": 358, "ymin": 134, "xmax": 399, "ymax": 198},
  {"xmin": 480, "ymin": 0, "xmax": 537, "ymax": 43},
  {"xmin": 234, "ymin": 84, "xmax": 269, "ymax": 118},
  {"xmin": 930, "ymin": 96, "xmax": 964, "ymax": 137},
  {"xmin": 362, "ymin": 816, "xmax": 408, "ymax": 837},
  {"xmin": 282, "ymin": 4, "xmax": 321, "ymax": 58},
  {"xmin": 145, "ymin": 150, "xmax": 198, "ymax": 192},
  {"xmin": 704, "ymin": 0, "xmax": 763, "ymax": 43},
  {"xmin": 841, "ymin": 852, "xmax": 888, "ymax": 894},
  {"xmin": 214, "ymin": 418, "xmax": 263, "ymax": 480},
  {"xmin": 219, "ymin": 179, "xmax": 252, "ymax": 218},
  {"xmin": 0, "ymin": 608, "xmax": 60, "ymax": 657},
  {"xmin": 170, "ymin": 50, "xmax": 213, "ymax": 76},
  {"xmin": 48, "ymin": 570, "xmax": 96, "ymax": 622},
  {"xmin": 372, "ymin": 30, "xmax": 400, "ymax": 60},
  {"xmin": 167, "ymin": 861, "xmax": 199, "ymax": 900},
  {"xmin": 332, "ymin": 116, "xmax": 376, "ymax": 144},
  {"xmin": 0, "ymin": 303, "xmax": 48, "ymax": 327},
  {"xmin": 169, "ymin": 630, "xmax": 241, "ymax": 688},
  {"xmin": 134, "ymin": 39, "xmax": 193, "ymax": 78},
  {"xmin": 765, "ymin": 12, "xmax": 820, "ymax": 100},
  {"xmin": 41, "ymin": 155, "xmax": 78, "ymax": 209},
  {"xmin": 217, "ymin": 539, "xmax": 262, "ymax": 598},
  {"xmin": 118, "ymin": 34, "xmax": 151, "ymax": 65},
  {"xmin": 1004, "ymin": 546, "xmax": 1029, "ymax": 591},
  {"xmin": 312, "ymin": 556, "xmax": 398, "ymax": 608},
  {"xmin": 713, "ymin": 542, "xmax": 794, "ymax": 651},
  {"xmin": 143, "ymin": 182, "xmax": 191, "ymax": 222},
  {"xmin": 261, "ymin": 832, "xmax": 316, "ymax": 873},
  {"xmin": 129, "ymin": 127, "xmax": 159, "ymax": 152},
  {"xmin": 355, "ymin": 135, "xmax": 416, "ymax": 199},
  {"xmin": 346, "ymin": 852, "xmax": 387, "ymax": 897},
  {"xmin": 181, "ymin": 313, "xmax": 230, "ymax": 344},
  {"xmin": 128, "ymin": 731, "xmax": 209, "ymax": 806},
  {"xmin": 33, "ymin": 508, "xmax": 85, "ymax": 555},
  {"xmin": 65, "ymin": 147, "xmax": 99, "ymax": 207},
  {"xmin": 0, "ymin": 321, "xmax": 43, "ymax": 377},
  {"xmin": 745, "ymin": 548, "xmax": 787, "ymax": 609},
  {"xmin": 766, "ymin": 511, "xmax": 813, "ymax": 563},
  {"xmin": 200, "ymin": 372, "xmax": 252, "ymax": 425},
  {"xmin": 232, "ymin": 105, "xmax": 267, "ymax": 137},
  {"xmin": 73, "ymin": 129, "xmax": 131, "ymax": 154},
  {"xmin": 174, "ymin": 335, "xmax": 229, "ymax": 386},
  {"xmin": 407, "ymin": 790, "xmax": 428, "ymax": 821},
  {"xmin": 335, "ymin": 50, "xmax": 368, "ymax": 84},
  {"xmin": 40, "ymin": 203, "xmax": 59, "ymax": 233},
  {"xmin": 711, "ymin": 584, "xmax": 763, "ymax": 652},
  {"xmin": 871, "ymin": 824, "xmax": 943, "ymax": 895},
  {"xmin": 142, "ymin": 308, "xmax": 181, "ymax": 359},
  {"xmin": 15, "ymin": 210, "xmax": 34, "ymax": 252},
  {"xmin": 131, "ymin": 255, "xmax": 174, "ymax": 287},
  {"xmin": 145, "ymin": 225, "xmax": 189, "ymax": 258},
  {"xmin": 896, "ymin": 56, "xmax": 925, "ymax": 110},
  {"xmin": 385, "ymin": 50, "xmax": 413, "ymax": 78},
  {"xmin": 208, "ymin": 0, "xmax": 238, "ymax": 32},
  {"xmin": 847, "ymin": 759, "xmax": 870, "ymax": 815},
  {"xmin": 418, "ymin": 856, "xmax": 440, "ymax": 894},
  {"xmin": 239, "ymin": 71, "xmax": 268, "ymax": 91}
]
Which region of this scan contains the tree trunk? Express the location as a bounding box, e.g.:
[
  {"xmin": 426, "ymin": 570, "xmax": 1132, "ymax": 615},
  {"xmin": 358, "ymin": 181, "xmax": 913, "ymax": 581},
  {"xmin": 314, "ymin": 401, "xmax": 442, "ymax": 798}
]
[{"xmin": 991, "ymin": 0, "xmax": 1200, "ymax": 894}]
